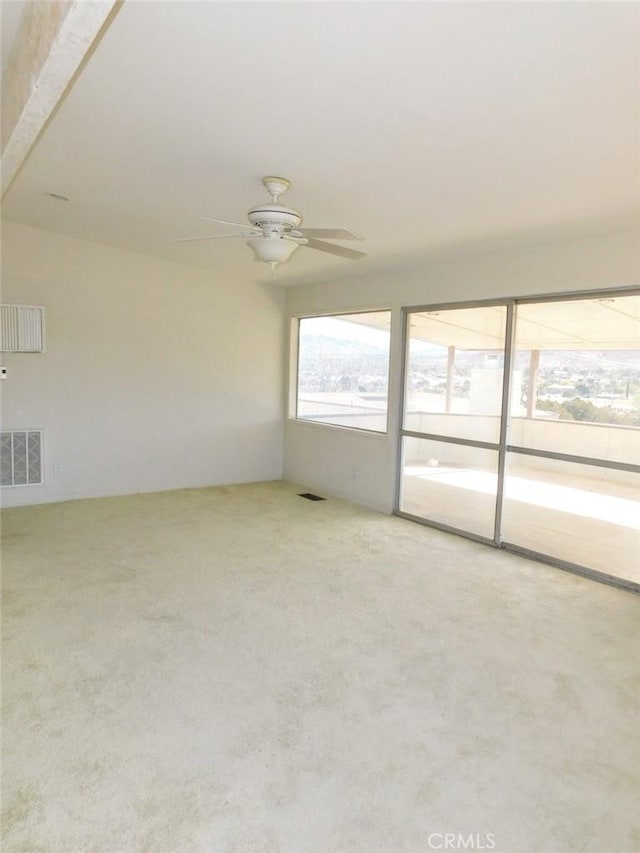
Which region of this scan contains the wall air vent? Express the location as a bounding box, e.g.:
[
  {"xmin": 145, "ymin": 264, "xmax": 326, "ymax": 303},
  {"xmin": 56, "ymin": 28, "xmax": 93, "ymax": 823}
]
[
  {"xmin": 0, "ymin": 304, "xmax": 45, "ymax": 352},
  {"xmin": 0, "ymin": 431, "xmax": 43, "ymax": 486}
]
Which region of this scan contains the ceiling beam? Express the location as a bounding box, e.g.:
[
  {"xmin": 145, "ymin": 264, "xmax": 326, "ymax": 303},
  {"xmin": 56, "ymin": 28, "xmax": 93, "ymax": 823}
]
[{"xmin": 1, "ymin": 0, "xmax": 121, "ymax": 198}]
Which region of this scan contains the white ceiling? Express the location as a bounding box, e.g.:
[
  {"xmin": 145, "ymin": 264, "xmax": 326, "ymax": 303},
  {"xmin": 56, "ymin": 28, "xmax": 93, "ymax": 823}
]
[
  {"xmin": 2, "ymin": 1, "xmax": 639, "ymax": 286},
  {"xmin": 0, "ymin": 1, "xmax": 25, "ymax": 76}
]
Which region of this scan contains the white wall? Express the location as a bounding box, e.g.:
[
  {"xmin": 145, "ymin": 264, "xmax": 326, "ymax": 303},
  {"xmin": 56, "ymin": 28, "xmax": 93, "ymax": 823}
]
[
  {"xmin": 0, "ymin": 221, "xmax": 286, "ymax": 506},
  {"xmin": 284, "ymin": 227, "xmax": 640, "ymax": 512}
]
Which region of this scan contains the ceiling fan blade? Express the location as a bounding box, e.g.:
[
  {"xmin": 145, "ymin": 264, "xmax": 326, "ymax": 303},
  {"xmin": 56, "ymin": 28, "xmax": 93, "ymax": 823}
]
[
  {"xmin": 202, "ymin": 216, "xmax": 260, "ymax": 233},
  {"xmin": 297, "ymin": 228, "xmax": 363, "ymax": 240},
  {"xmin": 303, "ymin": 238, "xmax": 367, "ymax": 260},
  {"xmin": 172, "ymin": 233, "xmax": 249, "ymax": 243}
]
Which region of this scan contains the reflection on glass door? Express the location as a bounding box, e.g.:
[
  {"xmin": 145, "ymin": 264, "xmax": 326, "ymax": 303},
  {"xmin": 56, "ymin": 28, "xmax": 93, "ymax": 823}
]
[
  {"xmin": 502, "ymin": 455, "xmax": 639, "ymax": 583},
  {"xmin": 401, "ymin": 438, "xmax": 499, "ymax": 538},
  {"xmin": 398, "ymin": 292, "xmax": 640, "ymax": 590}
]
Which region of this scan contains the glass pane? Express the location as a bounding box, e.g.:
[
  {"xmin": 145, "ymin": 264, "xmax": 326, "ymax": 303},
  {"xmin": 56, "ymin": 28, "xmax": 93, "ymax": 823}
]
[
  {"xmin": 502, "ymin": 453, "xmax": 640, "ymax": 584},
  {"xmin": 404, "ymin": 305, "xmax": 507, "ymax": 443},
  {"xmin": 400, "ymin": 437, "xmax": 498, "ymax": 538},
  {"xmin": 511, "ymin": 295, "xmax": 640, "ymax": 465},
  {"xmin": 296, "ymin": 311, "xmax": 390, "ymax": 432}
]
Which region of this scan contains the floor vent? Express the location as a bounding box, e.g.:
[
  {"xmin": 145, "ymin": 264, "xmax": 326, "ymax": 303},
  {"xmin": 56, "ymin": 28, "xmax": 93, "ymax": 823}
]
[
  {"xmin": 298, "ymin": 492, "xmax": 326, "ymax": 501},
  {"xmin": 0, "ymin": 430, "xmax": 43, "ymax": 486}
]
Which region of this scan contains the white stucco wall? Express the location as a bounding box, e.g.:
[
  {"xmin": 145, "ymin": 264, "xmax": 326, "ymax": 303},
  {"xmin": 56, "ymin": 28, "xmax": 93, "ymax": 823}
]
[{"xmin": 0, "ymin": 221, "xmax": 286, "ymax": 506}]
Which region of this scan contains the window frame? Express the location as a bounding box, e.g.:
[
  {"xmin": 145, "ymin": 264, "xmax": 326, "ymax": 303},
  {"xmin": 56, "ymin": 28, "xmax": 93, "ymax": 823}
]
[{"xmin": 290, "ymin": 308, "xmax": 393, "ymax": 436}]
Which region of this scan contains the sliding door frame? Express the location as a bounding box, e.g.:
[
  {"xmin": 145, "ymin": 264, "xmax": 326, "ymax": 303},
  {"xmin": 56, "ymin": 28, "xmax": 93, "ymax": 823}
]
[{"xmin": 395, "ymin": 286, "xmax": 640, "ymax": 594}]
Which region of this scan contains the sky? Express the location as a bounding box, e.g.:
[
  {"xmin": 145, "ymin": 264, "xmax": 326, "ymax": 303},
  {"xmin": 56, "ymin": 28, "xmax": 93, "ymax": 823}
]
[
  {"xmin": 299, "ymin": 315, "xmax": 390, "ymax": 347},
  {"xmin": 299, "ymin": 314, "xmax": 437, "ymax": 353}
]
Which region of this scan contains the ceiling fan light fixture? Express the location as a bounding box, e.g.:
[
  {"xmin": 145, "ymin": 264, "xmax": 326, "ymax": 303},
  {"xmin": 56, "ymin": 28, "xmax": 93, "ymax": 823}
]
[{"xmin": 246, "ymin": 235, "xmax": 299, "ymax": 269}]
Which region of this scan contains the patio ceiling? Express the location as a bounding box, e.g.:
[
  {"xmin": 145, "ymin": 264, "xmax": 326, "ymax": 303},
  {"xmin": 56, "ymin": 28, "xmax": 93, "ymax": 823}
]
[{"xmin": 348, "ymin": 294, "xmax": 640, "ymax": 351}]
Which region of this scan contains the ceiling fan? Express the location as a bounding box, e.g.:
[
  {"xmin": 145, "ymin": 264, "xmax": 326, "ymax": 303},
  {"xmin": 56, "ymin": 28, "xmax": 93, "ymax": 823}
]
[{"xmin": 174, "ymin": 176, "xmax": 366, "ymax": 271}]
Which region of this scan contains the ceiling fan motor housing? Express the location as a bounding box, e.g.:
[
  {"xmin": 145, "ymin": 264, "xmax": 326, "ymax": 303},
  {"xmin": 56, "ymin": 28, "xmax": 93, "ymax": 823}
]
[{"xmin": 247, "ymin": 204, "xmax": 302, "ymax": 233}]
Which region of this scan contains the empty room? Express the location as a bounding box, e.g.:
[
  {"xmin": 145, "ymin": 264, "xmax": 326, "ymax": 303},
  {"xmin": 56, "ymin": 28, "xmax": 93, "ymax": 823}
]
[{"xmin": 1, "ymin": 2, "xmax": 638, "ymax": 852}]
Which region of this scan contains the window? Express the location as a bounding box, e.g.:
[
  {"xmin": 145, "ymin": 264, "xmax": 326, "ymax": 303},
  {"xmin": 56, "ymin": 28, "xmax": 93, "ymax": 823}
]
[{"xmin": 295, "ymin": 311, "xmax": 391, "ymax": 432}]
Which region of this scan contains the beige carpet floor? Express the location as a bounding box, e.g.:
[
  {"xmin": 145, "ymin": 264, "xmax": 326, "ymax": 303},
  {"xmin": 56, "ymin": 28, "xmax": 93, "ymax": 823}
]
[{"xmin": 2, "ymin": 481, "xmax": 639, "ymax": 852}]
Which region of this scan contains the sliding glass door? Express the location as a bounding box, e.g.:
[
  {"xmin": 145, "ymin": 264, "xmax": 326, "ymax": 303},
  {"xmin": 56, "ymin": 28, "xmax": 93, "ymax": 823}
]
[
  {"xmin": 398, "ymin": 292, "xmax": 640, "ymax": 590},
  {"xmin": 399, "ymin": 303, "xmax": 509, "ymax": 541},
  {"xmin": 502, "ymin": 295, "xmax": 640, "ymax": 585}
]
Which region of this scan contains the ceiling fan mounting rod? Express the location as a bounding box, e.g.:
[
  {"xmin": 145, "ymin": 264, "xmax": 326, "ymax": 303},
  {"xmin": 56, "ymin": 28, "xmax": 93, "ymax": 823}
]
[{"xmin": 262, "ymin": 175, "xmax": 291, "ymax": 204}]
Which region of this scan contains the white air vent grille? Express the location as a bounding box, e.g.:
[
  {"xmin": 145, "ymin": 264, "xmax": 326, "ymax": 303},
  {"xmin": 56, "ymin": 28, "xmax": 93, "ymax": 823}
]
[
  {"xmin": 0, "ymin": 431, "xmax": 43, "ymax": 486},
  {"xmin": 0, "ymin": 305, "xmax": 45, "ymax": 352}
]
